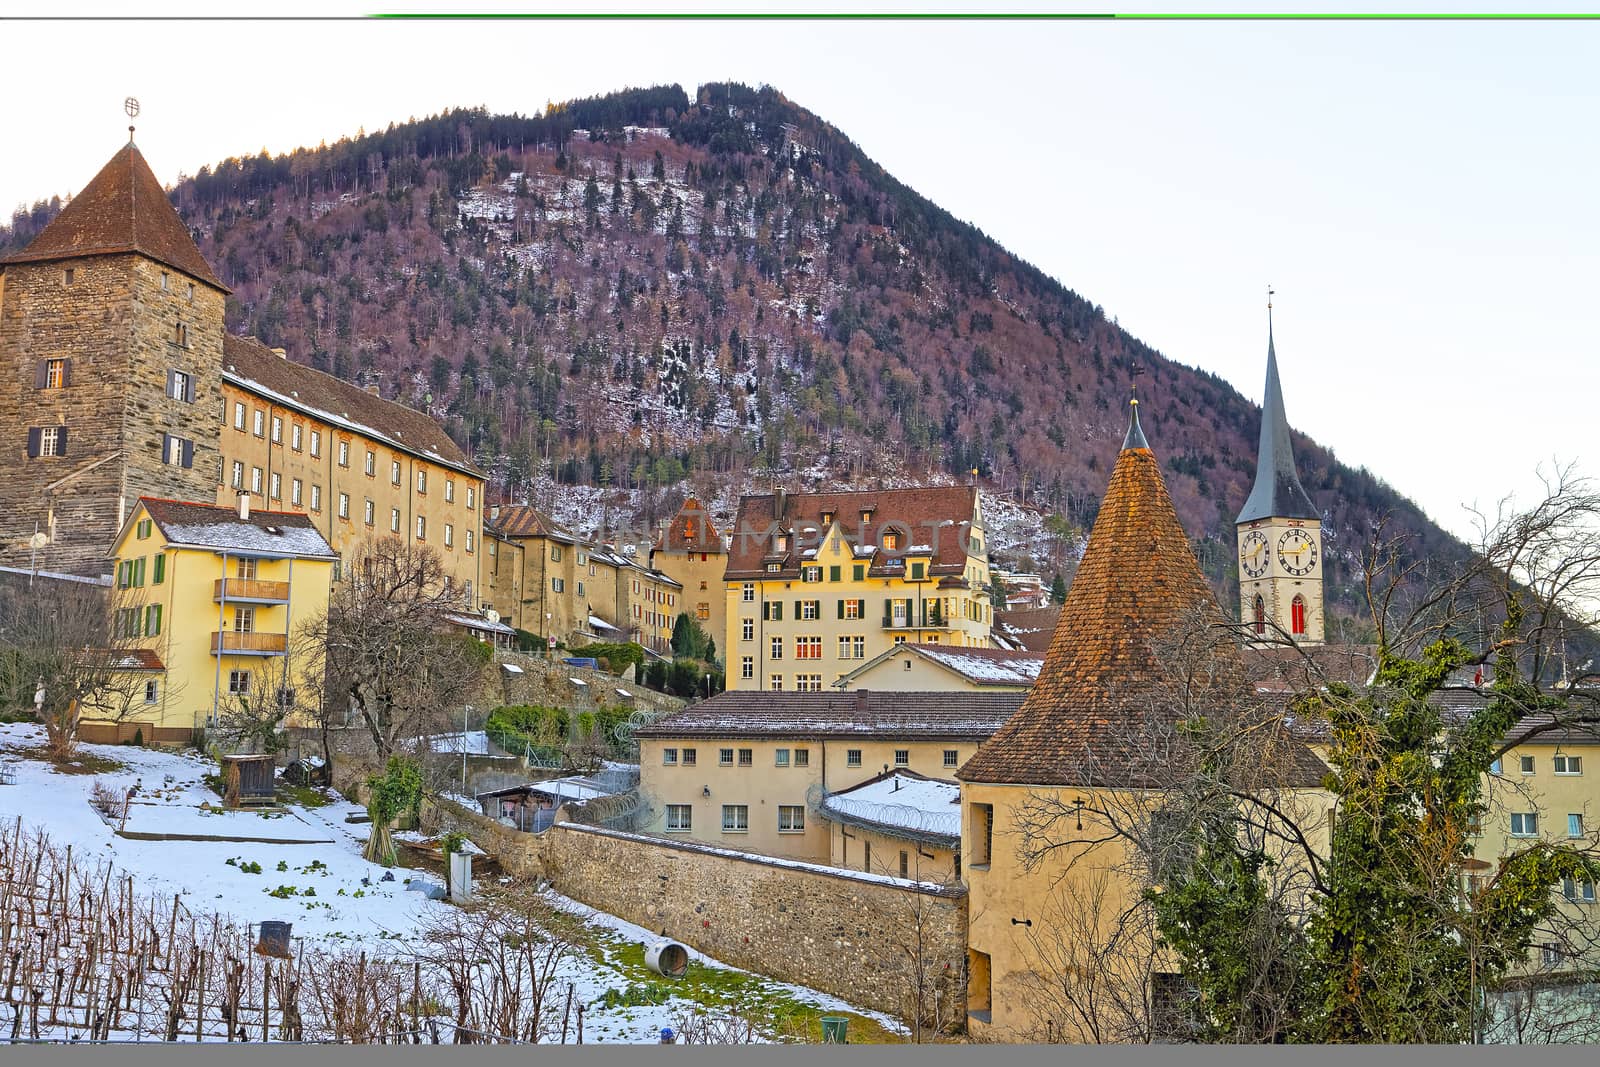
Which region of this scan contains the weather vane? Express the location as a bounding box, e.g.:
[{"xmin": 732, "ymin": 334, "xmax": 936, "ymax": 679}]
[
  {"xmin": 1130, "ymin": 358, "xmax": 1146, "ymax": 407},
  {"xmin": 125, "ymin": 96, "xmax": 140, "ymax": 142}
]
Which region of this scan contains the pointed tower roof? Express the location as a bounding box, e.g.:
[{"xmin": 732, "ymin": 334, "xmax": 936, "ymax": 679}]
[
  {"xmin": 1236, "ymin": 321, "xmax": 1316, "ymax": 523},
  {"xmin": 960, "ymin": 404, "xmax": 1327, "ymax": 788},
  {"xmin": 1, "ymin": 141, "xmax": 227, "ymax": 292}
]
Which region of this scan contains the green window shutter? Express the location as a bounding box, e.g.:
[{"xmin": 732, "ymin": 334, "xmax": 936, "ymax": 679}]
[
  {"xmin": 854, "ymin": 564, "xmax": 864, "ymax": 581},
  {"xmin": 154, "ymin": 605, "xmax": 162, "ymax": 636},
  {"xmin": 837, "ymin": 599, "xmax": 844, "ymax": 619},
  {"xmin": 152, "ymin": 554, "xmax": 166, "ymax": 584},
  {"xmin": 829, "ymin": 565, "xmax": 840, "ymax": 582},
  {"xmin": 794, "ymin": 600, "xmax": 801, "ymax": 619}
]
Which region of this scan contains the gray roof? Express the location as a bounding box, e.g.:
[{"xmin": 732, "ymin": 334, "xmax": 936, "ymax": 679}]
[
  {"xmin": 140, "ymin": 499, "xmax": 337, "ymax": 559},
  {"xmin": 637, "ymin": 691, "xmax": 1022, "ymax": 740},
  {"xmin": 1237, "ymin": 326, "xmax": 1320, "ymax": 524},
  {"xmin": 1122, "ymin": 398, "xmax": 1149, "ymax": 451}
]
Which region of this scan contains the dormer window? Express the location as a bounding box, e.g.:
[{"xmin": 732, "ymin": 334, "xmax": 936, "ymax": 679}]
[
  {"xmin": 883, "ymin": 532, "xmax": 900, "ymax": 551},
  {"xmin": 821, "ymin": 511, "xmax": 834, "ymax": 527},
  {"xmin": 860, "ymin": 509, "xmax": 872, "ymax": 524},
  {"xmin": 775, "ymin": 534, "xmax": 788, "ymax": 552}
]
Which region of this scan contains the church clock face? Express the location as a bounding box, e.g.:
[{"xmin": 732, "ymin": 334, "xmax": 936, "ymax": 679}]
[
  {"xmin": 1240, "ymin": 530, "xmax": 1270, "ymax": 578},
  {"xmin": 1277, "ymin": 529, "xmax": 1318, "ymax": 576}
]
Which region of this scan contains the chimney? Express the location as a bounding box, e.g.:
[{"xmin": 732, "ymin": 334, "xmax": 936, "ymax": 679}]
[
  {"xmin": 854, "ymin": 688, "xmax": 868, "ymax": 717},
  {"xmin": 238, "ymin": 492, "xmax": 251, "ymax": 520},
  {"xmin": 270, "ymin": 347, "xmax": 288, "ymax": 360},
  {"xmin": 490, "ymin": 504, "xmax": 501, "ymax": 522},
  {"xmin": 773, "ymin": 487, "xmax": 787, "ymax": 521}
]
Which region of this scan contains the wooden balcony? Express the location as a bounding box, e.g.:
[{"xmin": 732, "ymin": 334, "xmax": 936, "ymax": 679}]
[
  {"xmin": 212, "ymin": 631, "xmax": 288, "ymax": 656},
  {"xmin": 214, "ymin": 578, "xmax": 290, "ymax": 604}
]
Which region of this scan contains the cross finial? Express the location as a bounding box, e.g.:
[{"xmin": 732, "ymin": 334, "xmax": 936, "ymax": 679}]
[
  {"xmin": 1130, "ymin": 358, "xmax": 1147, "ymax": 408},
  {"xmin": 124, "ymin": 96, "xmax": 140, "ymax": 144}
]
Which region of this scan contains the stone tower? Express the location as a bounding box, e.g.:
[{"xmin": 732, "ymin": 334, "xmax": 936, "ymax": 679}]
[
  {"xmin": 1236, "ymin": 309, "xmax": 1323, "ymax": 645},
  {"xmin": 0, "ymin": 138, "xmax": 227, "ymax": 577}
]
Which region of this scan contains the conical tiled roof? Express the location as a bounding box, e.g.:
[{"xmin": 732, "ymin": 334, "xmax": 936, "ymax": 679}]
[
  {"xmin": 960, "ymin": 403, "xmax": 1324, "ymax": 787},
  {"xmin": 1, "ymin": 142, "xmax": 227, "ymax": 291},
  {"xmin": 1237, "ymin": 325, "xmax": 1317, "ymax": 523}
]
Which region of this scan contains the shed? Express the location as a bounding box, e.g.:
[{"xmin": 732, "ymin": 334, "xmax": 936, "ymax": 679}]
[{"xmin": 221, "ymin": 754, "xmax": 277, "ymax": 807}]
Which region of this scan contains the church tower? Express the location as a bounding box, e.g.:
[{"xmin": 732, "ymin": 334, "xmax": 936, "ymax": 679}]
[
  {"xmin": 0, "ymin": 136, "xmax": 228, "ymax": 576},
  {"xmin": 1236, "ymin": 303, "xmax": 1323, "ymax": 645}
]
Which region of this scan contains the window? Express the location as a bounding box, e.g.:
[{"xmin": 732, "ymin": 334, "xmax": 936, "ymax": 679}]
[
  {"xmin": 144, "ymin": 604, "xmax": 162, "ymax": 637},
  {"xmin": 152, "ymin": 554, "xmax": 165, "ymax": 585},
  {"xmin": 1490, "ymin": 757, "xmax": 1503, "ymax": 775},
  {"xmin": 1520, "ymin": 755, "xmax": 1536, "ymax": 775},
  {"xmin": 794, "ymin": 748, "xmax": 809, "ymax": 768},
  {"xmin": 250, "ymin": 467, "xmax": 264, "ymax": 494},
  {"xmin": 1541, "ymin": 943, "xmax": 1564, "ymax": 966},
  {"xmin": 270, "ymin": 416, "xmax": 283, "ymax": 443},
  {"xmin": 444, "ymin": 524, "xmax": 454, "ymax": 548},
  {"xmin": 37, "ymin": 357, "xmax": 72, "ymax": 392},
  {"xmin": 576, "ymin": 581, "xmax": 584, "ymax": 597},
  {"xmin": 796, "ymin": 636, "xmax": 822, "ymax": 659},
  {"xmin": 253, "ymin": 410, "xmax": 265, "ymax": 437},
  {"xmin": 802, "ymin": 565, "xmax": 821, "ymax": 583},
  {"xmin": 466, "ymin": 486, "xmax": 475, "ymax": 510},
  {"xmin": 1564, "ymin": 878, "xmax": 1597, "ymax": 903},
  {"xmin": 233, "ymin": 402, "xmax": 246, "ymax": 430},
  {"xmin": 391, "ymin": 460, "xmax": 402, "ymax": 485},
  {"xmin": 843, "ymin": 598, "xmax": 863, "ymax": 620},
  {"xmin": 227, "ymin": 670, "xmax": 251, "ymax": 695},
  {"xmin": 719, "ymin": 748, "xmax": 734, "ymax": 767},
  {"xmin": 1511, "ymin": 812, "xmax": 1539, "ymax": 837},
  {"xmin": 775, "ymin": 748, "xmax": 790, "ymax": 767},
  {"xmin": 800, "ymin": 599, "xmax": 820, "ymax": 620},
  {"xmin": 173, "ymin": 322, "xmax": 188, "ymax": 347},
  {"xmin": 270, "ymin": 472, "xmax": 282, "ymax": 500},
  {"xmin": 895, "ymin": 749, "xmax": 910, "ymax": 766},
  {"xmin": 738, "ymin": 748, "xmax": 753, "ymax": 767},
  {"xmin": 391, "ymin": 508, "xmax": 401, "ymax": 533},
  {"xmin": 1291, "ymin": 594, "xmax": 1307, "ymax": 635},
  {"xmin": 682, "ymin": 748, "xmax": 696, "ymax": 766},
  {"xmin": 662, "ymin": 748, "xmax": 678, "ymax": 766},
  {"xmin": 63, "ymin": 268, "xmax": 75, "ymax": 286},
  {"xmin": 829, "ymin": 565, "xmax": 841, "ymax": 582},
  {"xmin": 274, "ymin": 687, "xmax": 296, "ymax": 709},
  {"xmin": 909, "ymin": 561, "xmax": 925, "ymax": 581},
  {"xmin": 291, "ymin": 424, "xmax": 303, "ymax": 451},
  {"xmin": 26, "ymin": 425, "xmax": 65, "ymax": 458},
  {"xmin": 187, "ymin": 282, "xmax": 195, "ymax": 303},
  {"xmin": 551, "ymin": 577, "xmax": 564, "ymax": 593},
  {"xmin": 235, "ymin": 558, "xmax": 258, "ymax": 581},
  {"xmin": 1570, "ymin": 814, "xmax": 1586, "ymax": 838},
  {"xmin": 839, "ymin": 635, "xmax": 865, "ymax": 660},
  {"xmin": 310, "ymin": 485, "xmax": 322, "ymax": 512},
  {"xmin": 160, "ymin": 272, "xmax": 170, "ymax": 291},
  {"xmin": 846, "ymin": 749, "xmax": 862, "ymax": 768},
  {"xmin": 232, "ymin": 606, "xmax": 256, "ymax": 633},
  {"xmin": 853, "ymin": 564, "xmax": 865, "ymax": 581},
  {"xmin": 742, "ymin": 618, "xmax": 755, "ymax": 641},
  {"xmin": 144, "ymin": 680, "xmax": 159, "ymax": 705},
  {"xmin": 291, "ymin": 478, "xmax": 303, "ymax": 506},
  {"xmin": 768, "ymin": 675, "xmax": 784, "ymax": 692},
  {"xmin": 797, "ymin": 674, "xmax": 823, "ymax": 692},
  {"xmin": 309, "ymin": 431, "xmax": 322, "ymax": 458},
  {"xmin": 135, "ymin": 519, "xmax": 151, "ymax": 540},
  {"xmin": 466, "ymin": 530, "xmax": 474, "ymax": 552},
  {"xmin": 722, "ymin": 806, "xmax": 750, "ymax": 833},
  {"xmin": 740, "ymin": 656, "xmax": 753, "ymax": 680},
  {"xmin": 778, "ymin": 806, "xmax": 805, "ymax": 832},
  {"xmin": 862, "ymin": 840, "xmax": 872, "ymax": 872},
  {"xmin": 417, "ymin": 469, "xmax": 427, "ymax": 494},
  {"xmin": 1554, "ymin": 754, "xmax": 1583, "ymax": 775},
  {"xmin": 1252, "ymin": 594, "xmax": 1266, "ymax": 636},
  {"xmin": 364, "ymin": 499, "xmax": 375, "ymax": 526},
  {"xmin": 415, "ymin": 516, "xmax": 426, "ymax": 540},
  {"xmin": 770, "ymin": 636, "xmax": 784, "ymax": 660},
  {"xmin": 445, "ymin": 479, "xmax": 455, "ymax": 503},
  {"xmin": 162, "ymin": 434, "xmax": 193, "ymax": 468},
  {"xmin": 883, "ymin": 532, "xmax": 899, "ymax": 551},
  {"xmin": 971, "ymin": 802, "xmax": 995, "ymax": 866},
  {"xmin": 551, "ymin": 545, "xmax": 564, "ymax": 563},
  {"xmin": 338, "ymin": 493, "xmax": 350, "ymax": 519},
  {"xmin": 665, "ymin": 805, "xmax": 692, "ymax": 832},
  {"xmin": 696, "ymin": 602, "xmax": 710, "ymax": 621},
  {"xmin": 775, "ymin": 534, "xmax": 788, "ymax": 552},
  {"xmin": 742, "ymin": 582, "xmax": 755, "ymax": 602},
  {"xmin": 944, "ymin": 749, "xmax": 959, "ymax": 768}
]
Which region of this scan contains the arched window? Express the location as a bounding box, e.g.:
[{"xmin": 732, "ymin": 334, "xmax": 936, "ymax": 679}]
[
  {"xmin": 1253, "ymin": 595, "xmax": 1266, "ymax": 636},
  {"xmin": 1291, "ymin": 595, "xmax": 1307, "ymax": 636}
]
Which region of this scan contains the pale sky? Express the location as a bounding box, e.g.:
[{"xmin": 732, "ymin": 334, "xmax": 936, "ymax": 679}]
[{"xmin": 5, "ymin": 2, "xmax": 1597, "ymax": 544}]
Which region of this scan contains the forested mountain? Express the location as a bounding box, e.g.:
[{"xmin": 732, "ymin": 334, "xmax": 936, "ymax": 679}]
[{"xmin": 3, "ymin": 83, "xmax": 1459, "ymax": 626}]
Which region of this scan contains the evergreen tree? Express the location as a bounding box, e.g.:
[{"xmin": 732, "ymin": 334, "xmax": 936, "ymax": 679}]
[{"xmin": 1050, "ymin": 573, "xmax": 1068, "ymax": 604}]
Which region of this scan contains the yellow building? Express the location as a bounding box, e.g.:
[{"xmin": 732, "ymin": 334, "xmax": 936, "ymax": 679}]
[
  {"xmin": 957, "ymin": 403, "xmax": 1329, "ymax": 1041},
  {"xmin": 636, "ymin": 690, "xmax": 1020, "ymax": 863},
  {"xmin": 723, "ymin": 486, "xmax": 995, "ymax": 692},
  {"xmin": 833, "ymin": 643, "xmax": 1041, "ymax": 693},
  {"xmin": 484, "ymin": 504, "xmax": 683, "ymax": 653},
  {"xmin": 650, "ymin": 497, "xmax": 729, "ymax": 661},
  {"xmin": 817, "ymin": 769, "xmax": 962, "ymax": 882},
  {"xmin": 215, "ymin": 334, "xmax": 485, "ymax": 605},
  {"xmin": 103, "ymin": 495, "xmax": 335, "ymax": 743}
]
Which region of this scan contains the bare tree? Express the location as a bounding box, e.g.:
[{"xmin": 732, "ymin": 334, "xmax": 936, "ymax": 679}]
[
  {"xmin": 0, "ymin": 574, "xmax": 154, "ymax": 761},
  {"xmin": 297, "ymin": 536, "xmax": 486, "ymax": 768}
]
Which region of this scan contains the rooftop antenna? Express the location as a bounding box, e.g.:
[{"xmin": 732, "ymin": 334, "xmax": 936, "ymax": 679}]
[{"xmin": 124, "ymin": 96, "xmax": 140, "ymax": 143}]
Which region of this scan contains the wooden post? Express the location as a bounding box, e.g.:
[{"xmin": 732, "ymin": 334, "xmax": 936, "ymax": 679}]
[{"xmin": 262, "ymin": 956, "xmax": 272, "ymax": 1042}]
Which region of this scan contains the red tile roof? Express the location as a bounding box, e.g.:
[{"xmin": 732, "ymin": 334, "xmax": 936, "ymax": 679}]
[
  {"xmin": 656, "ymin": 498, "xmax": 725, "ymax": 554},
  {"xmin": 960, "ymin": 423, "xmax": 1326, "ymax": 788},
  {"xmin": 1, "ymin": 142, "xmax": 227, "ymax": 291},
  {"xmin": 485, "ymin": 505, "xmax": 574, "ymax": 542},
  {"xmin": 994, "ymin": 605, "xmax": 1062, "ymax": 653},
  {"xmin": 222, "ymin": 334, "xmax": 478, "ymax": 477},
  {"xmin": 724, "ymin": 486, "xmax": 980, "ymax": 581}
]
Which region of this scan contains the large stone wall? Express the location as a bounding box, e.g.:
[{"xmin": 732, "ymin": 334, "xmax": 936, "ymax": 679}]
[{"xmin": 433, "ymin": 800, "xmax": 968, "ymax": 1024}]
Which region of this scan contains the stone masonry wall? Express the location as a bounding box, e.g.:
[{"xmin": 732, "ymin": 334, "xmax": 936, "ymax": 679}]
[
  {"xmin": 431, "ymin": 800, "xmax": 968, "ymax": 1024},
  {"xmin": 0, "ymin": 254, "xmax": 224, "ymax": 576}
]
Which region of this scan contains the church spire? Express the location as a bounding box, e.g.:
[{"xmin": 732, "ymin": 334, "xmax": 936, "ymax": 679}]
[
  {"xmin": 1236, "ymin": 294, "xmax": 1317, "ymax": 524},
  {"xmin": 1123, "ymin": 360, "xmax": 1150, "ymax": 451}
]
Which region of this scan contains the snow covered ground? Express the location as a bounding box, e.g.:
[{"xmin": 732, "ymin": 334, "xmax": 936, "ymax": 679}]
[{"xmin": 0, "ymin": 723, "xmax": 902, "ymax": 1043}]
